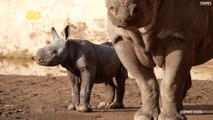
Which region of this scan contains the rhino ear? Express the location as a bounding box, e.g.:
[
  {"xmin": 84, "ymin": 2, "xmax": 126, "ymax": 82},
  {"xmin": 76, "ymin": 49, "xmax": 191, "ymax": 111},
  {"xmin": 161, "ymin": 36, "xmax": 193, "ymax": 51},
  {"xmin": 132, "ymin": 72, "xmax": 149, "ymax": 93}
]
[
  {"xmin": 51, "ymin": 27, "xmax": 60, "ymax": 40},
  {"xmin": 64, "ymin": 25, "xmax": 72, "ymax": 40}
]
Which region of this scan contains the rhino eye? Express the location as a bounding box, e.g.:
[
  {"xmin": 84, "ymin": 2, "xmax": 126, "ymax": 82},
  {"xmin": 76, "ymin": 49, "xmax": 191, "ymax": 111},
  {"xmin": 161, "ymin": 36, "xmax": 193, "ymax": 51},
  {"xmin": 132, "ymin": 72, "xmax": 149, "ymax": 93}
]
[
  {"xmin": 52, "ymin": 50, "xmax": 57, "ymax": 54},
  {"xmin": 49, "ymin": 49, "xmax": 57, "ymax": 55}
]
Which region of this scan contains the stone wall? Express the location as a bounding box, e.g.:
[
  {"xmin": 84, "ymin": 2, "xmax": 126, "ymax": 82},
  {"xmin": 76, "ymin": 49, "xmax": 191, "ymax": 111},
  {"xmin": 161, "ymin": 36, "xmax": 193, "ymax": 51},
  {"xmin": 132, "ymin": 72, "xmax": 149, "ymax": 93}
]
[{"xmin": 0, "ymin": 0, "xmax": 108, "ymax": 58}]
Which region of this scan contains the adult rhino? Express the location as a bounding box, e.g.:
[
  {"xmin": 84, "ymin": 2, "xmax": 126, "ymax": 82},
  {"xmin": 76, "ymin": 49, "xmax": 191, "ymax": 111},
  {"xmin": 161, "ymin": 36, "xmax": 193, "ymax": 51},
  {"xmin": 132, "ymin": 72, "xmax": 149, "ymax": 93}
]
[
  {"xmin": 105, "ymin": 0, "xmax": 213, "ymax": 120},
  {"xmin": 35, "ymin": 25, "xmax": 128, "ymax": 112}
]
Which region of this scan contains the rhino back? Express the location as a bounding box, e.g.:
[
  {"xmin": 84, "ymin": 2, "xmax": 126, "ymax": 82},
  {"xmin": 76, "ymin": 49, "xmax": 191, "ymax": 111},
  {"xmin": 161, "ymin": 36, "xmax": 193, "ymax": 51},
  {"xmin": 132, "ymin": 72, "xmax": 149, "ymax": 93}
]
[
  {"xmin": 93, "ymin": 43, "xmax": 122, "ymax": 82},
  {"xmin": 145, "ymin": 0, "xmax": 213, "ymax": 66},
  {"xmin": 187, "ymin": 2, "xmax": 213, "ymax": 65}
]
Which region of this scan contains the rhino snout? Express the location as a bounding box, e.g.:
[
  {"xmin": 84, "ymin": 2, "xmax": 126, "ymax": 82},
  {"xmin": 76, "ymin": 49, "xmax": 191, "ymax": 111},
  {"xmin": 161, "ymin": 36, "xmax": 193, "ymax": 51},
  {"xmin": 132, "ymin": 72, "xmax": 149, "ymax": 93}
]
[
  {"xmin": 34, "ymin": 54, "xmax": 44, "ymax": 64},
  {"xmin": 35, "ymin": 48, "xmax": 45, "ymax": 65},
  {"xmin": 36, "ymin": 57, "xmax": 44, "ymax": 64}
]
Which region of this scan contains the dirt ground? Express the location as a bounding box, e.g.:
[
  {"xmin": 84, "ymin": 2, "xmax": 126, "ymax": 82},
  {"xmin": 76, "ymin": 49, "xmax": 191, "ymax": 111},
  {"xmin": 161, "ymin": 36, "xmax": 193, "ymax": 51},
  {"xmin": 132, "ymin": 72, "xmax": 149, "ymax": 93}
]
[{"xmin": 0, "ymin": 75, "xmax": 212, "ymax": 120}]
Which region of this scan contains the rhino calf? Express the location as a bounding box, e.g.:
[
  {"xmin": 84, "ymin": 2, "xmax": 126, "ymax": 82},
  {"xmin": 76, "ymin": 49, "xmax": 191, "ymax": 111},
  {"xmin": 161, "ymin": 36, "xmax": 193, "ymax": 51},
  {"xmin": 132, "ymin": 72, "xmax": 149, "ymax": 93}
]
[{"xmin": 35, "ymin": 25, "xmax": 128, "ymax": 112}]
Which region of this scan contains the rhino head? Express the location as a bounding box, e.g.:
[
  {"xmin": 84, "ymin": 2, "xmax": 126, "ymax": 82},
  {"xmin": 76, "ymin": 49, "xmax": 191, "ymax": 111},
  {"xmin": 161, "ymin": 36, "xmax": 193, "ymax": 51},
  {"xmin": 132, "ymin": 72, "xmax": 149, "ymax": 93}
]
[
  {"xmin": 105, "ymin": 0, "xmax": 159, "ymax": 28},
  {"xmin": 35, "ymin": 26, "xmax": 71, "ymax": 66}
]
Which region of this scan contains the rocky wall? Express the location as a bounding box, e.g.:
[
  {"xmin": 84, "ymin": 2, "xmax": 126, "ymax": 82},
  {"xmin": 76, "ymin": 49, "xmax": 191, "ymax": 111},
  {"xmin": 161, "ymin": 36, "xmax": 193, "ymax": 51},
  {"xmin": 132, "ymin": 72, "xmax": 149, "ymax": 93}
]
[{"xmin": 0, "ymin": 0, "xmax": 108, "ymax": 58}]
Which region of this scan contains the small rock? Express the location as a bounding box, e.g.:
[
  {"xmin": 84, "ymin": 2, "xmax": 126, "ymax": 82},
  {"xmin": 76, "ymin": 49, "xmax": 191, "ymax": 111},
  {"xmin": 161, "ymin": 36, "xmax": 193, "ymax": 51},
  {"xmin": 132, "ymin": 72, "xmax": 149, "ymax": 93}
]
[
  {"xmin": 4, "ymin": 104, "xmax": 14, "ymax": 107},
  {"xmin": 65, "ymin": 100, "xmax": 69, "ymax": 103},
  {"xmin": 67, "ymin": 104, "xmax": 75, "ymax": 110},
  {"xmin": 16, "ymin": 109, "xmax": 23, "ymax": 113}
]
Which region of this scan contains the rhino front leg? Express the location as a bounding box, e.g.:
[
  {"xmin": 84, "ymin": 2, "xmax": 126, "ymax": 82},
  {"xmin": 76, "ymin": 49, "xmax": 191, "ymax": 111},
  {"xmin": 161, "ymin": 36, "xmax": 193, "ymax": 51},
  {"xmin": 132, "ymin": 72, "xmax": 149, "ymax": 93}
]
[
  {"xmin": 159, "ymin": 38, "xmax": 194, "ymax": 120},
  {"xmin": 113, "ymin": 39, "xmax": 160, "ymax": 120},
  {"xmin": 67, "ymin": 70, "xmax": 80, "ymax": 111},
  {"xmin": 77, "ymin": 69, "xmax": 95, "ymax": 112}
]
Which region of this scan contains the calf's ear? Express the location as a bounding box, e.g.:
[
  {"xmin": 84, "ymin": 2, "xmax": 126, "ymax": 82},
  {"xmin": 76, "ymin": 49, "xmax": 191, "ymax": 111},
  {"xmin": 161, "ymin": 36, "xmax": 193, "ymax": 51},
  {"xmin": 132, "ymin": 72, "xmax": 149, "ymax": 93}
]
[
  {"xmin": 51, "ymin": 27, "xmax": 60, "ymax": 40},
  {"xmin": 64, "ymin": 25, "xmax": 72, "ymax": 40},
  {"xmin": 65, "ymin": 39, "xmax": 70, "ymax": 47}
]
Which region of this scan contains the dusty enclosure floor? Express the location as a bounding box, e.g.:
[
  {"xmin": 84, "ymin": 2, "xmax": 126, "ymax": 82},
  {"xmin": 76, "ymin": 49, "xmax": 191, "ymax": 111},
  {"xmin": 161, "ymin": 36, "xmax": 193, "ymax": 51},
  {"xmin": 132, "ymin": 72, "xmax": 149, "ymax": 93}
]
[{"xmin": 0, "ymin": 75, "xmax": 212, "ymax": 120}]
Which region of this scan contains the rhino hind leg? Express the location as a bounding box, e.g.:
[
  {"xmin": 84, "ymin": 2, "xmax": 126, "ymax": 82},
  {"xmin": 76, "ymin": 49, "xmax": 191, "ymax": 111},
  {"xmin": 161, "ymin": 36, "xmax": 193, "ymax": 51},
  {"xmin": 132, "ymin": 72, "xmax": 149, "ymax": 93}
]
[
  {"xmin": 158, "ymin": 38, "xmax": 193, "ymax": 120},
  {"xmin": 109, "ymin": 66, "xmax": 127, "ymax": 109},
  {"xmin": 97, "ymin": 80, "xmax": 116, "ymax": 108}
]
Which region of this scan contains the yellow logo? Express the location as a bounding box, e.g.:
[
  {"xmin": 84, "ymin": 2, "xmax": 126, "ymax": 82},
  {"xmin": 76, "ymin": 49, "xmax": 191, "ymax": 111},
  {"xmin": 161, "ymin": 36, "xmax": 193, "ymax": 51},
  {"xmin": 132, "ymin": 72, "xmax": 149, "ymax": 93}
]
[{"xmin": 26, "ymin": 10, "xmax": 41, "ymax": 20}]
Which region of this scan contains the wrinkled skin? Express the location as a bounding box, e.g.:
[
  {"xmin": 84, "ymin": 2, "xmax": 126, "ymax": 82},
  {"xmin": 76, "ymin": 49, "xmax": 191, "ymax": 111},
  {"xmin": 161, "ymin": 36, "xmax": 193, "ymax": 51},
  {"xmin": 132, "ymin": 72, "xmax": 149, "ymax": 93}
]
[
  {"xmin": 105, "ymin": 0, "xmax": 213, "ymax": 120},
  {"xmin": 35, "ymin": 25, "xmax": 128, "ymax": 112}
]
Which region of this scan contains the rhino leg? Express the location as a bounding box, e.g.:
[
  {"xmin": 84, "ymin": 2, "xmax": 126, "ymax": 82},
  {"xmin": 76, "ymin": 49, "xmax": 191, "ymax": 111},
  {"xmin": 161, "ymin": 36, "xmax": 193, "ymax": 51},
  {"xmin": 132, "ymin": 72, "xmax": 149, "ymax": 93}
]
[
  {"xmin": 182, "ymin": 73, "xmax": 192, "ymax": 102},
  {"xmin": 76, "ymin": 69, "xmax": 95, "ymax": 112},
  {"xmin": 97, "ymin": 80, "xmax": 116, "ymax": 108},
  {"xmin": 67, "ymin": 70, "xmax": 80, "ymax": 111},
  {"xmin": 109, "ymin": 66, "xmax": 127, "ymax": 109},
  {"xmin": 178, "ymin": 73, "xmax": 191, "ymax": 110},
  {"xmin": 159, "ymin": 38, "xmax": 193, "ymax": 120},
  {"xmin": 113, "ymin": 39, "xmax": 160, "ymax": 120}
]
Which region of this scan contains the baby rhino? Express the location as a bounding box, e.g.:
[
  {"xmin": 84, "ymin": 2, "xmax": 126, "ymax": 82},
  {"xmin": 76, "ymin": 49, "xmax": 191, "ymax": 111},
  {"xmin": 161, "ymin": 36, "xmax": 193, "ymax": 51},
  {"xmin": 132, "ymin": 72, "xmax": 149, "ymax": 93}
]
[{"xmin": 35, "ymin": 25, "xmax": 128, "ymax": 112}]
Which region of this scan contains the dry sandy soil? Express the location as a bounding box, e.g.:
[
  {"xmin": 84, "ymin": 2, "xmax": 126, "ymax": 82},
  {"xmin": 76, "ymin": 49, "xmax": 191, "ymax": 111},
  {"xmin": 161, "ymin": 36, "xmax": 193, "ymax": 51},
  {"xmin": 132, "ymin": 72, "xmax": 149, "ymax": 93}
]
[{"xmin": 0, "ymin": 75, "xmax": 212, "ymax": 120}]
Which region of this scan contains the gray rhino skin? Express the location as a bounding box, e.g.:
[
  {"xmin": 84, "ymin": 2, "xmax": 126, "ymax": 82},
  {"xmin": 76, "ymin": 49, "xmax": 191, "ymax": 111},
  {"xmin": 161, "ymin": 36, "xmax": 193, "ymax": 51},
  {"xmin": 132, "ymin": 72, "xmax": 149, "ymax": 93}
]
[
  {"xmin": 105, "ymin": 0, "xmax": 213, "ymax": 120},
  {"xmin": 35, "ymin": 25, "xmax": 128, "ymax": 112}
]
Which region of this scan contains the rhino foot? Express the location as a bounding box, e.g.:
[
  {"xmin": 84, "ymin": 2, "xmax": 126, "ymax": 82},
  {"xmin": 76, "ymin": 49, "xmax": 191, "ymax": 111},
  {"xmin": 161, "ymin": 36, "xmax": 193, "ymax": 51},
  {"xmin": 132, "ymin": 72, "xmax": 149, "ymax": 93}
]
[
  {"xmin": 109, "ymin": 102, "xmax": 124, "ymax": 109},
  {"xmin": 76, "ymin": 105, "xmax": 92, "ymax": 112},
  {"xmin": 158, "ymin": 112, "xmax": 186, "ymax": 120},
  {"xmin": 134, "ymin": 107, "xmax": 159, "ymax": 120}
]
